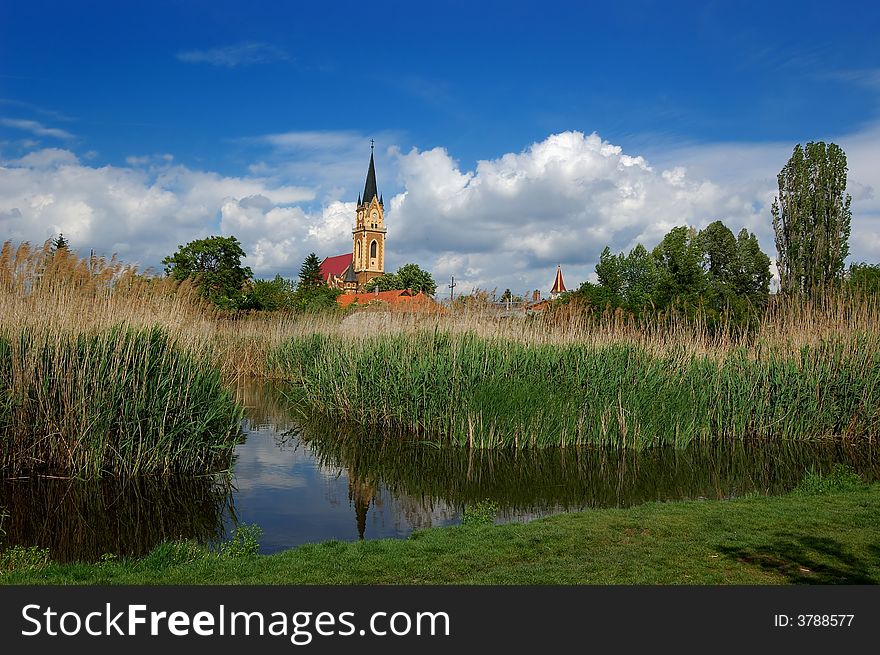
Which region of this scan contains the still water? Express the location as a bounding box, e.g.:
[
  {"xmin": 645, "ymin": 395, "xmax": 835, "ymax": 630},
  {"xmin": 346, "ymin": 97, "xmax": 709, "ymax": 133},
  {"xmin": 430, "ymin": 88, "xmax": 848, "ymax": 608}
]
[{"xmin": 2, "ymin": 381, "xmax": 878, "ymax": 562}]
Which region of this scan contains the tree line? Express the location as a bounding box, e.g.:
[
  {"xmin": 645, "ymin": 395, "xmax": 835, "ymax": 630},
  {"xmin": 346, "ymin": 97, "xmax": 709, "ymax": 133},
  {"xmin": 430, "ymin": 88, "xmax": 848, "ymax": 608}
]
[
  {"xmin": 568, "ymin": 221, "xmax": 771, "ymax": 327},
  {"xmin": 562, "ymin": 140, "xmax": 874, "ymax": 328},
  {"xmin": 160, "ymin": 240, "xmax": 437, "ymax": 312}
]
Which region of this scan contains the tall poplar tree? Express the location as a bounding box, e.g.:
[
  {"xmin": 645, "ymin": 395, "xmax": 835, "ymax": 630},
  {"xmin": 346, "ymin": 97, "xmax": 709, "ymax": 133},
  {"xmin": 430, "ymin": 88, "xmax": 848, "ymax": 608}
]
[{"xmin": 771, "ymin": 142, "xmax": 852, "ymax": 295}]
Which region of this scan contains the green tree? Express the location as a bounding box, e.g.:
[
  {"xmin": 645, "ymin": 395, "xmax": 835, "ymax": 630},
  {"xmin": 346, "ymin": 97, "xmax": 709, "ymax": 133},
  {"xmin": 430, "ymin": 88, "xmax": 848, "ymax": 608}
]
[
  {"xmin": 299, "ymin": 253, "xmax": 324, "ymax": 287},
  {"xmin": 699, "ymin": 220, "xmax": 738, "ymax": 284},
  {"xmin": 162, "ymin": 235, "xmax": 253, "ymax": 309},
  {"xmin": 246, "ymin": 275, "xmax": 296, "ymax": 311},
  {"xmin": 290, "ymin": 253, "xmax": 340, "ymax": 313},
  {"xmin": 651, "ymin": 226, "xmax": 704, "ymax": 306},
  {"xmin": 363, "ymin": 272, "xmax": 401, "ymax": 292},
  {"xmin": 734, "ymin": 228, "xmax": 771, "ymax": 307},
  {"xmin": 595, "ymin": 246, "xmax": 624, "ymax": 296},
  {"xmin": 620, "ymin": 244, "xmax": 660, "ymax": 310},
  {"xmin": 848, "ymin": 262, "xmax": 880, "ymax": 295},
  {"xmin": 290, "ymin": 284, "xmax": 341, "ymax": 313},
  {"xmin": 571, "ymin": 280, "xmax": 621, "ymax": 315},
  {"xmin": 364, "ymin": 263, "xmax": 437, "ymax": 295},
  {"xmin": 698, "ymin": 221, "xmax": 770, "ymax": 312},
  {"xmin": 573, "ymin": 243, "xmax": 658, "ymax": 314},
  {"xmin": 396, "ymin": 263, "xmax": 437, "ymax": 295},
  {"xmin": 578, "ymin": 221, "xmax": 769, "ymax": 328},
  {"xmin": 772, "ymin": 142, "xmax": 852, "ymax": 295}
]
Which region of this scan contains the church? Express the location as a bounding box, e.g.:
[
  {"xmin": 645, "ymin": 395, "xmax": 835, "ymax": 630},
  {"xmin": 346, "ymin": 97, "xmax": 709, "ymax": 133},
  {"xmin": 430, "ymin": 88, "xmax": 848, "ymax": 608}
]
[
  {"xmin": 318, "ymin": 144, "xmax": 567, "ymax": 305},
  {"xmin": 319, "ymin": 145, "xmax": 386, "ymax": 293}
]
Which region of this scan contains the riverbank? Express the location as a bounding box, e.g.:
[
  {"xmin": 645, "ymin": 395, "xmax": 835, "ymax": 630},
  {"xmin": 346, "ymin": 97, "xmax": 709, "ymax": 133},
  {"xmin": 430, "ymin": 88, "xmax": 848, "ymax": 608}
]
[{"xmin": 4, "ymin": 477, "xmax": 878, "ymax": 585}]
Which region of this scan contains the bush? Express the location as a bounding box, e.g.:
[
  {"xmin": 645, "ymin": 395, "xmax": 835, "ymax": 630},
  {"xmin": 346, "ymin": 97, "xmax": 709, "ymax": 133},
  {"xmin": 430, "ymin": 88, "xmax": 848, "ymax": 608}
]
[
  {"xmin": 0, "ymin": 545, "xmax": 51, "ymax": 574},
  {"xmin": 218, "ymin": 524, "xmax": 263, "ymax": 559},
  {"xmin": 793, "ymin": 465, "xmax": 865, "ymax": 495},
  {"xmin": 461, "ymin": 500, "xmax": 498, "ymax": 526}
]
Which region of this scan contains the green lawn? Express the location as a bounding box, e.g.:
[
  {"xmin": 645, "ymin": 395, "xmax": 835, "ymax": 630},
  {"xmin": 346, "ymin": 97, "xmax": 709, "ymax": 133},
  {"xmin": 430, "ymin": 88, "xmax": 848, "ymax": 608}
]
[{"xmin": 3, "ymin": 479, "xmax": 878, "ymax": 585}]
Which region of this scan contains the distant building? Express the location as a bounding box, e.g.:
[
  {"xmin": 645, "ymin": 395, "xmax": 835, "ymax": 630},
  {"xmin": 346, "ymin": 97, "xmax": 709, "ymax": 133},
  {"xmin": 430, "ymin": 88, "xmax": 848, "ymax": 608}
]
[
  {"xmin": 320, "ymin": 145, "xmax": 386, "ymax": 293},
  {"xmin": 550, "ymin": 264, "xmax": 567, "ymax": 299}
]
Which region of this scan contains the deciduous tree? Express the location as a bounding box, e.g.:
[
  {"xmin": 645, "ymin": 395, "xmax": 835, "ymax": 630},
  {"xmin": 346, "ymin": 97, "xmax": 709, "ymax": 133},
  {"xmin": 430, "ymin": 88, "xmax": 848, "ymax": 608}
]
[
  {"xmin": 772, "ymin": 142, "xmax": 852, "ymax": 295},
  {"xmin": 162, "ymin": 235, "xmax": 252, "ymax": 309}
]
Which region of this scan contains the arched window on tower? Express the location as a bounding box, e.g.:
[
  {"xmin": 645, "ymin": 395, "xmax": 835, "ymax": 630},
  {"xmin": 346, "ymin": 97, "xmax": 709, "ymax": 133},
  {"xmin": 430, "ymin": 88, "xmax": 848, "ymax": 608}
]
[
  {"xmin": 370, "ymin": 240, "xmax": 377, "ymax": 259},
  {"xmin": 356, "ymin": 241, "xmax": 362, "ymax": 268}
]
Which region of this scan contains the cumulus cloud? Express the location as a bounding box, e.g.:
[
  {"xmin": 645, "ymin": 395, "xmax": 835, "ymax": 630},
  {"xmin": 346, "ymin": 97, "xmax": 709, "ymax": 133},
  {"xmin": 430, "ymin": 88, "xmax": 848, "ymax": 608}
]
[
  {"xmin": 2, "ymin": 125, "xmax": 879, "ymax": 294},
  {"xmin": 176, "ymin": 42, "xmax": 289, "ymax": 68},
  {"xmin": 0, "ymin": 150, "xmax": 325, "ymax": 276},
  {"xmin": 385, "ymin": 132, "xmax": 770, "ymax": 293}
]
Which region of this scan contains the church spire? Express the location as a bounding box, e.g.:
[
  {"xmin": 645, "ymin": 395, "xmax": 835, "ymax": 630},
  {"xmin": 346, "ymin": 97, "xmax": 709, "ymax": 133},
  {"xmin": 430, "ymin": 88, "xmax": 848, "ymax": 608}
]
[
  {"xmin": 550, "ymin": 264, "xmax": 567, "ymax": 298},
  {"xmin": 362, "ymin": 143, "xmax": 378, "ymax": 205}
]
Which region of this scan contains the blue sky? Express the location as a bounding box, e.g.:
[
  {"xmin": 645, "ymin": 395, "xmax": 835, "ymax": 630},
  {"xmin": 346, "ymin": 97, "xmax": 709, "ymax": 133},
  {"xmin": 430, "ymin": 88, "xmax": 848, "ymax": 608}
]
[{"xmin": 1, "ymin": 0, "xmax": 879, "ymax": 293}]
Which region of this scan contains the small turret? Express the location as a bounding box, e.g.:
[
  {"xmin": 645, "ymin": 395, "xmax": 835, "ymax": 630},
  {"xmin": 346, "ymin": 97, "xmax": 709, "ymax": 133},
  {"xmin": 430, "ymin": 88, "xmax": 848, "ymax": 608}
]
[{"xmin": 550, "ymin": 265, "xmax": 567, "ymax": 299}]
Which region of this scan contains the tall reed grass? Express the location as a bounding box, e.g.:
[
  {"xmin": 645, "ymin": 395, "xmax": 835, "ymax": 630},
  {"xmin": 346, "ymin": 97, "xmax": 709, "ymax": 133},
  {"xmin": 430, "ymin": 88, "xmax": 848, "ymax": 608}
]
[
  {"xmin": 4, "ymin": 239, "xmax": 879, "ymax": 459},
  {"xmin": 0, "ymin": 326, "xmax": 243, "ymax": 476},
  {"xmin": 271, "ymin": 330, "xmax": 880, "ymax": 448},
  {"xmin": 0, "ymin": 241, "xmax": 243, "ymax": 477}
]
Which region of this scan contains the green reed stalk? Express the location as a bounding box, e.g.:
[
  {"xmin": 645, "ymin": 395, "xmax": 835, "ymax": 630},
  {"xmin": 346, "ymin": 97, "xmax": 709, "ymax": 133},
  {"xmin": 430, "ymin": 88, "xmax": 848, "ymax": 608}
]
[
  {"xmin": 271, "ymin": 331, "xmax": 880, "ymax": 449},
  {"xmin": 0, "ymin": 326, "xmax": 244, "ymax": 476}
]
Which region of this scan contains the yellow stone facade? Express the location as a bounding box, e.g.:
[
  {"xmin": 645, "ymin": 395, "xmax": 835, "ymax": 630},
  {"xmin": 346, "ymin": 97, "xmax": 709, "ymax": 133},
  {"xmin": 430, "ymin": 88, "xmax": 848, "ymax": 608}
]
[{"xmin": 352, "ymin": 194, "xmax": 385, "ymax": 289}]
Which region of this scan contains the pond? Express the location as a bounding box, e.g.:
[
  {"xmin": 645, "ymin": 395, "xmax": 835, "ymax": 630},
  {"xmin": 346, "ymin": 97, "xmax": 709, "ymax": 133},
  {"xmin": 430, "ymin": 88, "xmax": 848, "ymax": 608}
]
[{"xmin": 2, "ymin": 380, "xmax": 878, "ymax": 563}]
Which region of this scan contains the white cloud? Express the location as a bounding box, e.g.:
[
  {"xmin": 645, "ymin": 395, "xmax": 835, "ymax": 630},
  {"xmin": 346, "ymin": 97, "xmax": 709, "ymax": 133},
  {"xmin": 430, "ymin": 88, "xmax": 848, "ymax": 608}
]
[
  {"xmin": 385, "ymin": 131, "xmax": 769, "ymax": 291},
  {"xmin": 12, "ymin": 148, "xmax": 79, "ymax": 168},
  {"xmin": 0, "ymin": 118, "xmax": 74, "ymax": 140},
  {"xmin": 125, "ymin": 153, "xmax": 173, "ymax": 166},
  {"xmin": 240, "ymin": 129, "xmax": 402, "ymax": 205},
  {"xmin": 382, "ymin": 127, "xmax": 880, "ymax": 292},
  {"xmin": 176, "ymin": 42, "xmax": 289, "ymax": 68},
  {"xmin": 0, "ymin": 151, "xmax": 320, "ymax": 276},
  {"xmin": 2, "ymin": 124, "xmax": 879, "ymax": 293}
]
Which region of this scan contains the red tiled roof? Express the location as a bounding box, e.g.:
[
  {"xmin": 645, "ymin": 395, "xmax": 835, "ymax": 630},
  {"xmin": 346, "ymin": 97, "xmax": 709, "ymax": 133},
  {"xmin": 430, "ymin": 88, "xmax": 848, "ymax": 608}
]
[
  {"xmin": 320, "ymin": 254, "xmax": 353, "ymax": 282},
  {"xmin": 336, "ymin": 289, "xmax": 443, "ymax": 312}
]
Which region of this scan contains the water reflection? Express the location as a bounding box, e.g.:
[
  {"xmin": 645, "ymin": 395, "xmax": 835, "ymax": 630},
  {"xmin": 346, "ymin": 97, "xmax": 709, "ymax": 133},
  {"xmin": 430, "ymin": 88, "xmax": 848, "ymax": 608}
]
[
  {"xmin": 231, "ymin": 381, "xmax": 880, "ymax": 553},
  {"xmin": 296, "ymin": 420, "xmax": 880, "ymax": 517},
  {"xmin": 0, "ymin": 475, "xmax": 231, "ymax": 563},
  {"xmin": 1, "ymin": 379, "xmax": 878, "ymax": 563}
]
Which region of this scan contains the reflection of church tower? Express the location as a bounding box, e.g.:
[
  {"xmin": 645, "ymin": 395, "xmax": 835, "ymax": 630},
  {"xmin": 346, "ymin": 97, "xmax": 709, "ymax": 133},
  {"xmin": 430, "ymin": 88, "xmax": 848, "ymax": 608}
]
[
  {"xmin": 352, "ymin": 144, "xmax": 386, "ymax": 290},
  {"xmin": 348, "ymin": 476, "xmax": 377, "ymax": 540}
]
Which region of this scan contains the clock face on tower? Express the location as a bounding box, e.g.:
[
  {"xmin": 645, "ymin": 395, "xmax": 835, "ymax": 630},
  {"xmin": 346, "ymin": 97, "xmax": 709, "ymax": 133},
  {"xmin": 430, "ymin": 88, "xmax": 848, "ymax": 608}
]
[{"xmin": 371, "ymin": 211, "xmax": 378, "ymax": 220}]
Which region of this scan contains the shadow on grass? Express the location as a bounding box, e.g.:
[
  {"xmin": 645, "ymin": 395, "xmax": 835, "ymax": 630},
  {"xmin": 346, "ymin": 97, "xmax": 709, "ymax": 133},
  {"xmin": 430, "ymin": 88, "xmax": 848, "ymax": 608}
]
[{"xmin": 718, "ymin": 536, "xmax": 880, "ymax": 584}]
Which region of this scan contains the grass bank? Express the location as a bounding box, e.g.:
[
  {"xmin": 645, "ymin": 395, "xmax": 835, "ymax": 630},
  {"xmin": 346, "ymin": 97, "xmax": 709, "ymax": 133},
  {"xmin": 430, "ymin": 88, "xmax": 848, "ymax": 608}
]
[
  {"xmin": 271, "ymin": 331, "xmax": 880, "ymax": 448},
  {"xmin": 3, "ymin": 480, "xmax": 878, "ymax": 584}
]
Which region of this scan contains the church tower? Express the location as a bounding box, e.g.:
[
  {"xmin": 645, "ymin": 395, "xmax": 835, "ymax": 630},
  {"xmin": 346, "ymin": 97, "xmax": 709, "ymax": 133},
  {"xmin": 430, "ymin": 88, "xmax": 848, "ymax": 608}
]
[{"xmin": 352, "ymin": 144, "xmax": 386, "ymax": 289}]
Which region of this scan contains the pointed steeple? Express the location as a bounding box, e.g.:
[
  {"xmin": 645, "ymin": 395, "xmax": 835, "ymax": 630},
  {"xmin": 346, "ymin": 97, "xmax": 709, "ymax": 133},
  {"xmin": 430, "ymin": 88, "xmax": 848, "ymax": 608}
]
[
  {"xmin": 362, "ymin": 144, "xmax": 379, "ymax": 205},
  {"xmin": 344, "ymin": 263, "xmax": 358, "ymax": 284},
  {"xmin": 550, "ymin": 264, "xmax": 566, "ymax": 296}
]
